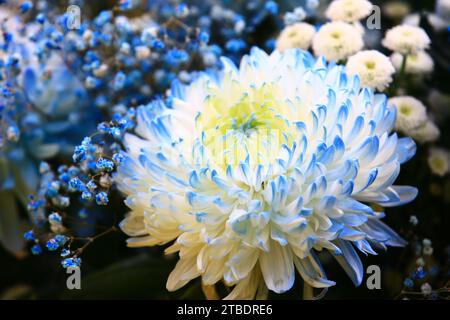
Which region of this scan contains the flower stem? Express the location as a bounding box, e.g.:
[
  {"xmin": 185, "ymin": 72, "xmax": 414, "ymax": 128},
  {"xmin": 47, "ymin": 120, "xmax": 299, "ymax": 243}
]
[
  {"xmin": 202, "ymin": 283, "xmax": 220, "ymax": 300},
  {"xmin": 397, "ymin": 54, "xmax": 408, "ymax": 93},
  {"xmin": 303, "ymin": 283, "xmax": 314, "ymax": 300}
]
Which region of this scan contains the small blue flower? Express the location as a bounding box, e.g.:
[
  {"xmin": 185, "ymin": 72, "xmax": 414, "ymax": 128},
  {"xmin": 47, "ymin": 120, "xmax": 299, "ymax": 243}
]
[
  {"xmin": 81, "ymin": 191, "xmax": 93, "ymax": 201},
  {"xmin": 23, "ymin": 230, "xmax": 35, "ymax": 241},
  {"xmin": 95, "ymin": 192, "xmax": 109, "ymax": 205},
  {"xmin": 68, "ymin": 177, "xmax": 85, "ymax": 192},
  {"xmin": 54, "ymin": 235, "xmax": 68, "ymax": 246},
  {"xmin": 86, "ymin": 180, "xmax": 97, "ymax": 191},
  {"xmin": 19, "ymin": 2, "xmax": 33, "ymax": 14},
  {"xmin": 175, "ymin": 3, "xmax": 190, "ymax": 18},
  {"xmin": 96, "ymin": 158, "xmax": 114, "ymax": 172},
  {"xmin": 225, "ymin": 39, "xmax": 246, "ymax": 53},
  {"xmin": 48, "ymin": 212, "xmax": 62, "ymax": 224},
  {"xmin": 46, "ymin": 239, "xmax": 59, "ymax": 251},
  {"xmin": 265, "ymin": 1, "xmax": 278, "ymax": 15},
  {"xmin": 404, "ymin": 278, "xmax": 414, "ymax": 288},
  {"xmin": 60, "ymin": 249, "xmax": 71, "ymax": 257},
  {"xmin": 62, "ymin": 257, "xmax": 82, "ymax": 268},
  {"xmin": 112, "ymin": 153, "xmax": 124, "ymax": 165},
  {"xmin": 39, "ymin": 162, "xmax": 50, "ymax": 174},
  {"xmin": 412, "ymin": 267, "xmax": 427, "ymax": 279},
  {"xmin": 31, "ymin": 244, "xmax": 43, "ymax": 255},
  {"xmin": 114, "ymin": 71, "xmax": 126, "ymax": 91}
]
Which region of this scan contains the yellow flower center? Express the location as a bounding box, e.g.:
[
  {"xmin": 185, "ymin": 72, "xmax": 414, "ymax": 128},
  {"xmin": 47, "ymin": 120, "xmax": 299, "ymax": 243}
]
[{"xmin": 196, "ymin": 83, "xmax": 293, "ymax": 167}]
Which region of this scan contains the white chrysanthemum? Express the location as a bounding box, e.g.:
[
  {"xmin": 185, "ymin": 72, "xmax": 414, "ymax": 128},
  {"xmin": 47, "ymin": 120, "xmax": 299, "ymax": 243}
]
[
  {"xmin": 408, "ymin": 120, "xmax": 440, "ymax": 144},
  {"xmin": 390, "ymin": 51, "xmax": 434, "ymax": 74},
  {"xmin": 382, "ymin": 25, "xmax": 431, "ymax": 55},
  {"xmin": 436, "ymin": 0, "xmax": 450, "ymax": 20},
  {"xmin": 428, "ymin": 148, "xmax": 450, "ymax": 177},
  {"xmin": 276, "ymin": 23, "xmax": 316, "ymax": 51},
  {"xmin": 312, "ymin": 22, "xmax": 364, "ymax": 62},
  {"xmin": 326, "ymin": 0, "xmax": 373, "ymax": 22},
  {"xmin": 116, "ymin": 48, "xmax": 417, "ymax": 299},
  {"xmin": 346, "ymin": 50, "xmax": 395, "ymax": 91},
  {"xmin": 388, "ymin": 96, "xmax": 428, "ymax": 133}
]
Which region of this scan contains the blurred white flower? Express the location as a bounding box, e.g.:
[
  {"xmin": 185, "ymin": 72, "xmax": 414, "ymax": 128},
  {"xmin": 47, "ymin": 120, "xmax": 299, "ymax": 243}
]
[
  {"xmin": 276, "ymin": 23, "xmax": 316, "ymax": 51},
  {"xmin": 408, "ymin": 120, "xmax": 440, "ymax": 144},
  {"xmin": 388, "ymin": 96, "xmax": 428, "ymax": 132},
  {"xmin": 346, "ymin": 50, "xmax": 395, "ymax": 91},
  {"xmin": 436, "ymin": 0, "xmax": 450, "ymax": 20},
  {"xmin": 390, "ymin": 51, "xmax": 434, "ymax": 74},
  {"xmin": 428, "ymin": 90, "xmax": 450, "ymax": 124},
  {"xmin": 427, "ymin": 148, "xmax": 450, "ymax": 177},
  {"xmin": 312, "ymin": 21, "xmax": 364, "ymax": 62},
  {"xmin": 326, "ymin": 0, "xmax": 373, "ymax": 22},
  {"xmin": 421, "ymin": 283, "xmax": 433, "ymax": 295},
  {"xmin": 382, "ymin": 1, "xmax": 411, "ymax": 20},
  {"xmin": 382, "ymin": 25, "xmax": 430, "ymax": 55}
]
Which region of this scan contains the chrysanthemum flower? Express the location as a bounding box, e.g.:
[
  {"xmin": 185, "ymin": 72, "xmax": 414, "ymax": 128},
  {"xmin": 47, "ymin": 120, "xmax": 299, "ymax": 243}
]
[
  {"xmin": 436, "ymin": 0, "xmax": 450, "ymax": 20},
  {"xmin": 390, "ymin": 51, "xmax": 434, "ymax": 74},
  {"xmin": 409, "ymin": 120, "xmax": 440, "ymax": 144},
  {"xmin": 276, "ymin": 22, "xmax": 316, "ymax": 52},
  {"xmin": 388, "ymin": 96, "xmax": 428, "ymax": 133},
  {"xmin": 312, "ymin": 22, "xmax": 364, "ymax": 62},
  {"xmin": 382, "ymin": 25, "xmax": 431, "ymax": 55},
  {"xmin": 326, "ymin": 0, "xmax": 373, "ymax": 22},
  {"xmin": 116, "ymin": 48, "xmax": 417, "ymax": 299},
  {"xmin": 427, "ymin": 148, "xmax": 450, "ymax": 177},
  {"xmin": 346, "ymin": 50, "xmax": 395, "ymax": 91}
]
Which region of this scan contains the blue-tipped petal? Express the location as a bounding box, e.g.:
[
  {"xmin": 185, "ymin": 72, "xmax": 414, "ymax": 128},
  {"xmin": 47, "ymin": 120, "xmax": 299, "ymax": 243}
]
[{"xmin": 333, "ymin": 240, "xmax": 364, "ymax": 286}]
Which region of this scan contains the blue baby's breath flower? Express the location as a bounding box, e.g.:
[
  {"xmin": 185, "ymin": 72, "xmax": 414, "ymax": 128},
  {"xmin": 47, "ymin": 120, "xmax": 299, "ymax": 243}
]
[
  {"xmin": 54, "ymin": 234, "xmax": 68, "ymax": 246},
  {"xmin": 404, "ymin": 278, "xmax": 414, "ymax": 288},
  {"xmin": 62, "ymin": 257, "xmax": 81, "ymax": 268},
  {"xmin": 46, "ymin": 239, "xmax": 59, "ymax": 251},
  {"xmin": 60, "ymin": 248, "xmax": 70, "ymax": 257},
  {"xmin": 23, "ymin": 230, "xmax": 35, "ymax": 241},
  {"xmin": 48, "ymin": 212, "xmax": 62, "ymax": 224},
  {"xmin": 31, "ymin": 244, "xmax": 43, "ymax": 255},
  {"xmin": 95, "ymin": 191, "xmax": 109, "ymax": 205}
]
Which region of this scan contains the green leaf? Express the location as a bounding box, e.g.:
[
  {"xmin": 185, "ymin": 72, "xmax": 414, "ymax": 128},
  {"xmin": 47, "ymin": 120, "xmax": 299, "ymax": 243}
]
[{"xmin": 0, "ymin": 190, "xmax": 24, "ymax": 253}]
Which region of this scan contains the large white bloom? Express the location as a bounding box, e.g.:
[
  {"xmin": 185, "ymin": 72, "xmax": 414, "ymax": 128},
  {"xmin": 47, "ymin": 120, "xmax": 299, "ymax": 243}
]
[
  {"xmin": 346, "ymin": 50, "xmax": 395, "ymax": 91},
  {"xmin": 428, "ymin": 148, "xmax": 450, "ymax": 177},
  {"xmin": 312, "ymin": 22, "xmax": 364, "ymax": 62},
  {"xmin": 276, "ymin": 23, "xmax": 316, "ymax": 52},
  {"xmin": 326, "ymin": 0, "xmax": 373, "ymax": 22},
  {"xmin": 382, "ymin": 25, "xmax": 431, "ymax": 55},
  {"xmin": 390, "ymin": 51, "xmax": 434, "ymax": 74},
  {"xmin": 388, "ymin": 96, "xmax": 428, "ymax": 133},
  {"xmin": 116, "ymin": 48, "xmax": 417, "ymax": 299}
]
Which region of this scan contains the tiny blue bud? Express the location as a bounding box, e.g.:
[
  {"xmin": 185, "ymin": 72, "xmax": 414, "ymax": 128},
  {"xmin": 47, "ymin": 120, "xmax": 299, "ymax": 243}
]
[
  {"xmin": 404, "ymin": 278, "xmax": 414, "ymax": 288},
  {"xmin": 23, "ymin": 230, "xmax": 35, "ymax": 241},
  {"xmin": 31, "ymin": 244, "xmax": 42, "ymax": 255},
  {"xmin": 46, "ymin": 239, "xmax": 59, "ymax": 251},
  {"xmin": 95, "ymin": 191, "xmax": 109, "ymax": 205}
]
